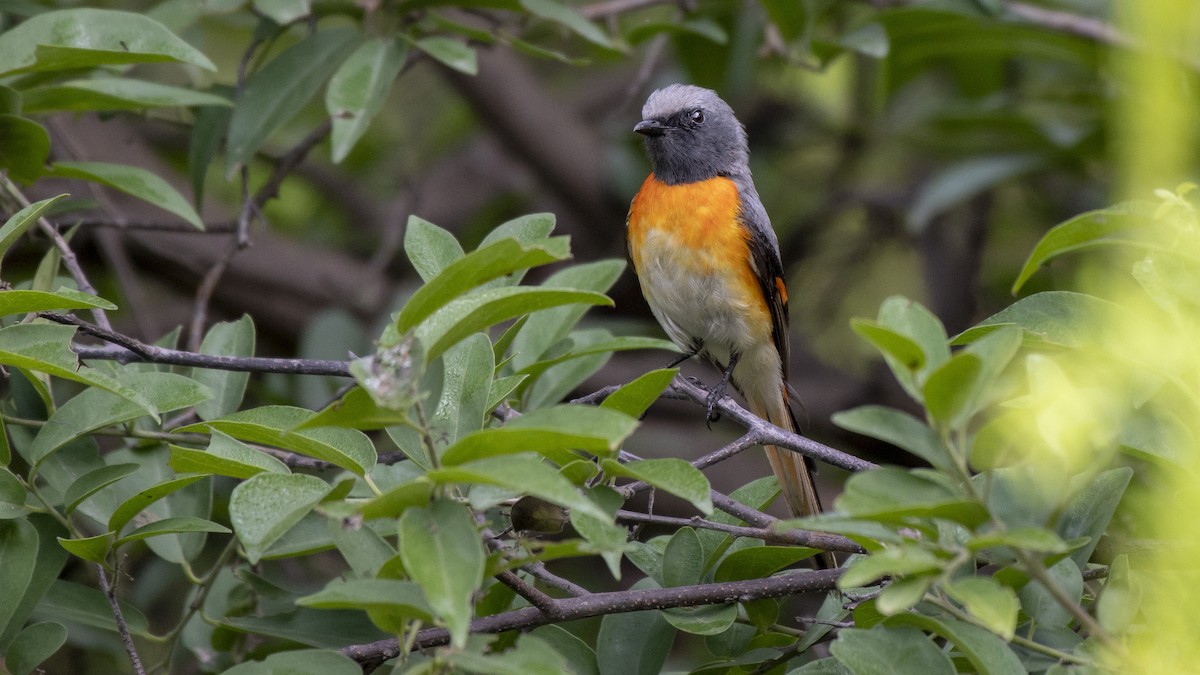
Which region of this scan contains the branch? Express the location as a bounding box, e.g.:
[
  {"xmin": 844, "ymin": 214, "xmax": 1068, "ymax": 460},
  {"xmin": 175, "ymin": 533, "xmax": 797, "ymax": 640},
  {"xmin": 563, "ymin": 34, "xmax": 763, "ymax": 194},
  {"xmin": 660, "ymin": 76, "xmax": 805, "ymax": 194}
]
[
  {"xmin": 615, "ymin": 509, "xmax": 864, "ymax": 554},
  {"xmin": 669, "ymin": 376, "xmax": 878, "ymax": 473},
  {"xmin": 43, "ymin": 313, "xmax": 352, "ymax": 376},
  {"xmin": 341, "ymin": 568, "xmax": 844, "ymax": 669},
  {"xmin": 98, "ymin": 564, "xmax": 146, "ymax": 675},
  {"xmin": 3, "ymin": 178, "xmax": 113, "ymax": 331},
  {"xmin": 1005, "ymin": 1, "xmax": 1131, "ymax": 46}
]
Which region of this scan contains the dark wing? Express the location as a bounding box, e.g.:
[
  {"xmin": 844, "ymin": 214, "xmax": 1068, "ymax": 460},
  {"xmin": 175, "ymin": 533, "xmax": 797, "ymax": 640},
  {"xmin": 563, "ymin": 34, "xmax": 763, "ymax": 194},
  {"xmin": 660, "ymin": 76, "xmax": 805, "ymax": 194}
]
[{"xmin": 736, "ymin": 184, "xmax": 791, "ymax": 382}]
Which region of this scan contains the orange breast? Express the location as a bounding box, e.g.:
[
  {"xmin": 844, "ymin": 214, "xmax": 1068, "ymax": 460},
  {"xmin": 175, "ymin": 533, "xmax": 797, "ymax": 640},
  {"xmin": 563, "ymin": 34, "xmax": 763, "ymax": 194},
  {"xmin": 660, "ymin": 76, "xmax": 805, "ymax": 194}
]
[
  {"xmin": 629, "ymin": 174, "xmax": 743, "ymax": 257},
  {"xmin": 627, "ymin": 174, "xmax": 769, "ymax": 333}
]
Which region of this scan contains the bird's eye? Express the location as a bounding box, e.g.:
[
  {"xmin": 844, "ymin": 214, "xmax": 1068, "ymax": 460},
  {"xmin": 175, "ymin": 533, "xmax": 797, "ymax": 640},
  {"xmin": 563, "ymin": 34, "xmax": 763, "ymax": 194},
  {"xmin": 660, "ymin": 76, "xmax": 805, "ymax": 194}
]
[{"xmin": 689, "ymin": 109, "xmax": 704, "ymax": 125}]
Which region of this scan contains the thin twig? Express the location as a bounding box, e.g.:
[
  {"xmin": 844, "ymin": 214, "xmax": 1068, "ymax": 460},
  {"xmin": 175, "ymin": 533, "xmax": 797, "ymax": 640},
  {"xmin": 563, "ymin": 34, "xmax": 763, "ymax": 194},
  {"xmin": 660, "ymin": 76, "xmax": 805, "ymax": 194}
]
[
  {"xmin": 2, "ymin": 178, "xmax": 113, "ymax": 330},
  {"xmin": 615, "ymin": 509, "xmax": 864, "ymax": 553},
  {"xmin": 42, "ymin": 312, "xmax": 351, "ymax": 376},
  {"xmin": 486, "ymin": 533, "xmax": 591, "ymax": 597},
  {"xmin": 98, "ymin": 564, "xmax": 146, "ymax": 675},
  {"xmin": 341, "ymin": 568, "xmax": 845, "ymax": 669},
  {"xmin": 494, "ymin": 570, "xmax": 562, "ymax": 618},
  {"xmin": 669, "ymin": 376, "xmax": 878, "ymax": 473}
]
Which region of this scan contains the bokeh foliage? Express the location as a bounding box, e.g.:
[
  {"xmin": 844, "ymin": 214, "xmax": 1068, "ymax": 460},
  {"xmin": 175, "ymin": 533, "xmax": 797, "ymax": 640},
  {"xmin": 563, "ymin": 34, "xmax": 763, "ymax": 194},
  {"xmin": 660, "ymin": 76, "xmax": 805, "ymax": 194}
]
[{"xmin": 0, "ymin": 0, "xmax": 1197, "ymax": 674}]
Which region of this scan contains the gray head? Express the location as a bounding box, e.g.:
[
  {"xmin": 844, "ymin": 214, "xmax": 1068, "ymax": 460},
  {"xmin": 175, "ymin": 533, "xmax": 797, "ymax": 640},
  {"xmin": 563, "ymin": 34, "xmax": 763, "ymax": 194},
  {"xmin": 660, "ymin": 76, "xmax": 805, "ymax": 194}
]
[{"xmin": 635, "ymin": 84, "xmax": 749, "ymax": 185}]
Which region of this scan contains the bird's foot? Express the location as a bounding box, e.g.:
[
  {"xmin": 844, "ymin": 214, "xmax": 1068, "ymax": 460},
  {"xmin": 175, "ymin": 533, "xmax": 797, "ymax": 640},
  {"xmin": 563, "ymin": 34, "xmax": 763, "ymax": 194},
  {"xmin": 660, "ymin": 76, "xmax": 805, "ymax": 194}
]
[{"xmin": 704, "ymin": 380, "xmax": 727, "ymax": 428}]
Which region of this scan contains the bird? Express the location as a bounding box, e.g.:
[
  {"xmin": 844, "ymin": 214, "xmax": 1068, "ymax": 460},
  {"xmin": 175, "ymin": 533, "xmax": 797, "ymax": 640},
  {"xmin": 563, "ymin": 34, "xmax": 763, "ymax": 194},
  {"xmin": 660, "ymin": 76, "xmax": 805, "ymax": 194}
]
[{"xmin": 626, "ymin": 83, "xmax": 826, "ymax": 536}]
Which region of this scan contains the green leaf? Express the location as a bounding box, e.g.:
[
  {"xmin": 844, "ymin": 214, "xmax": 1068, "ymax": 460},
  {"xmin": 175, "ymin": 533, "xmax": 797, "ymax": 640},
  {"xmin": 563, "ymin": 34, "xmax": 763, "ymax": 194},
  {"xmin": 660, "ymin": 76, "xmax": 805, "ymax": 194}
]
[
  {"xmin": 908, "ymin": 154, "xmax": 1042, "ymax": 234},
  {"xmin": 176, "ymin": 406, "xmax": 376, "ymax": 476},
  {"xmin": 327, "ymin": 518, "xmax": 394, "ymax": 579},
  {"xmin": 220, "ymin": 608, "xmax": 386, "ymax": 649},
  {"xmin": 521, "ymin": 328, "xmax": 617, "ymax": 409},
  {"xmin": 601, "ymin": 458, "xmax": 712, "ymax": 516},
  {"xmin": 430, "ymin": 333, "xmax": 494, "ymax": 447},
  {"xmin": 442, "ymin": 404, "xmax": 637, "ymax": 465},
  {"xmin": 572, "ymin": 486, "xmax": 626, "ymax": 578},
  {"xmin": 193, "ymin": 315, "xmax": 254, "ymax": 421},
  {"xmin": 188, "ymin": 95, "xmax": 231, "ymax": 207},
  {"xmin": 870, "ymin": 297, "xmax": 950, "ymax": 401},
  {"xmin": 831, "ymin": 627, "xmax": 955, "ymax": 675},
  {"xmin": 404, "ymin": 215, "xmax": 464, "ymax": 281},
  {"xmin": 416, "ymin": 286, "xmax": 613, "ymax": 363},
  {"xmin": 31, "ymin": 580, "xmax": 149, "ymax": 637},
  {"xmin": 168, "ymin": 430, "xmax": 291, "ymax": 479},
  {"xmin": 0, "ymin": 8, "xmax": 217, "ymax": 76},
  {"xmin": 850, "ymin": 320, "xmax": 925, "ymax": 371},
  {"xmin": 229, "ymin": 473, "xmax": 331, "ymax": 564},
  {"xmin": 515, "ymin": 336, "xmax": 677, "ymax": 388},
  {"xmin": 532, "ymin": 625, "xmax": 600, "ymax": 675},
  {"xmin": 225, "ymin": 26, "xmax": 359, "ymax": 174},
  {"xmin": 922, "ymin": 352, "xmax": 982, "ymax": 428},
  {"xmin": 838, "ymin": 546, "xmax": 945, "ymax": 588},
  {"xmin": 427, "ymin": 456, "xmax": 608, "ymax": 521},
  {"xmin": 219, "ymin": 648, "xmax": 360, "ymax": 675},
  {"xmin": 600, "ymin": 368, "xmax": 677, "ymax": 418},
  {"xmin": 0, "ymin": 468, "xmax": 25, "ymax": 519},
  {"xmin": 0, "ymin": 288, "xmax": 116, "ymax": 316},
  {"xmin": 47, "ymin": 161, "xmax": 203, "ymax": 230},
  {"xmin": 302, "ymin": 386, "xmax": 412, "ymax": 431},
  {"xmin": 327, "ymin": 37, "xmax": 407, "ymax": 163},
  {"xmin": 1017, "ymin": 558, "xmax": 1081, "ymax": 629},
  {"xmin": 61, "ymin": 463, "xmax": 139, "ymax": 515},
  {"xmin": 840, "ymin": 21, "xmax": 889, "ymax": 58},
  {"xmin": 397, "ymin": 236, "xmax": 570, "ymax": 333},
  {"xmin": 968, "ymin": 526, "xmax": 1070, "ymax": 554},
  {"xmin": 832, "ymin": 405, "xmax": 953, "ymax": 471},
  {"xmin": 56, "ymin": 532, "xmax": 114, "ymax": 564},
  {"xmin": 0, "ymin": 519, "xmax": 39, "ymax": 645},
  {"xmin": 413, "ymin": 36, "xmax": 477, "ymax": 75},
  {"xmin": 253, "ymin": 0, "xmax": 311, "ymax": 24},
  {"xmin": 520, "ymin": 0, "xmax": 613, "ymax": 48},
  {"xmin": 1012, "ymin": 205, "xmax": 1146, "ymax": 293},
  {"xmin": 298, "ymin": 578, "xmax": 432, "ymax": 621},
  {"xmin": 883, "ymin": 613, "xmax": 1026, "ymax": 675},
  {"xmin": 0, "ymin": 195, "xmax": 65, "ymax": 260},
  {"xmin": 944, "ymin": 576, "xmax": 1018, "ymax": 640},
  {"xmin": 875, "ymin": 575, "xmax": 934, "ymax": 615},
  {"xmin": 662, "ymin": 527, "xmax": 704, "ymax": 587},
  {"xmin": 0, "ymin": 515, "xmax": 67, "ymax": 653},
  {"xmin": 115, "ymin": 516, "xmax": 230, "ymax": 546},
  {"xmin": 597, "ymin": 604, "xmax": 674, "ymax": 675},
  {"xmin": 0, "ymin": 115, "xmax": 49, "ymax": 183},
  {"xmin": 480, "ymin": 212, "xmax": 558, "ymax": 250},
  {"xmin": 5, "ymin": 622, "xmax": 67, "ymax": 675},
  {"xmin": 510, "ymin": 259, "xmax": 625, "ymax": 370},
  {"xmin": 626, "ymin": 18, "xmax": 727, "ymax": 45},
  {"xmin": 29, "ymin": 371, "xmax": 210, "ymax": 465},
  {"xmin": 21, "ymin": 78, "xmax": 232, "ymax": 113},
  {"xmin": 107, "ymin": 474, "xmax": 207, "ymax": 534},
  {"xmin": 662, "ymin": 603, "xmax": 738, "ymax": 637},
  {"xmin": 1058, "ymin": 467, "xmax": 1132, "ymax": 567},
  {"xmin": 450, "ymin": 634, "xmax": 572, "ymax": 674},
  {"xmin": 0, "ymin": 323, "xmax": 159, "ymax": 420},
  {"xmin": 713, "ymin": 546, "xmax": 821, "ymax": 583},
  {"xmin": 951, "ymin": 291, "xmax": 1119, "ymax": 349},
  {"xmin": 398, "ymin": 500, "xmax": 484, "ymax": 648},
  {"xmin": 837, "ymin": 467, "xmax": 988, "ymax": 526}
]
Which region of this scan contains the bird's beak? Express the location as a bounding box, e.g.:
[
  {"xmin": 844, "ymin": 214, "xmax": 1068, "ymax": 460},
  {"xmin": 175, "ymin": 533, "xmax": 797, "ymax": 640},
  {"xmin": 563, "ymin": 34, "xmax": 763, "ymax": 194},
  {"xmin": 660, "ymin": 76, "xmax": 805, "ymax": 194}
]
[{"xmin": 634, "ymin": 119, "xmax": 667, "ymax": 137}]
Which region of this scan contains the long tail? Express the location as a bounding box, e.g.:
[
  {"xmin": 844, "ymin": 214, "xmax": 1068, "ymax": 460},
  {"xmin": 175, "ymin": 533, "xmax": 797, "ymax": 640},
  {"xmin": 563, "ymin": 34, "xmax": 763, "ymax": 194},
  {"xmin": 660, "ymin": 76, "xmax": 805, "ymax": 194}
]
[{"xmin": 746, "ymin": 382, "xmax": 835, "ymax": 567}]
